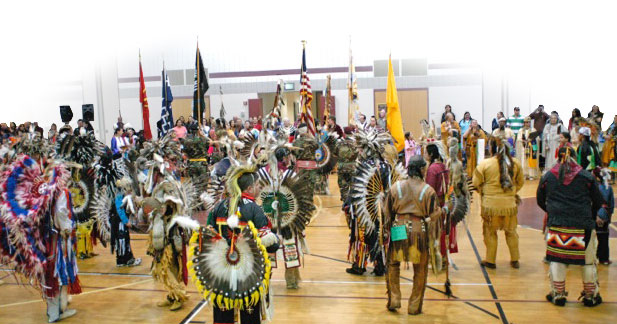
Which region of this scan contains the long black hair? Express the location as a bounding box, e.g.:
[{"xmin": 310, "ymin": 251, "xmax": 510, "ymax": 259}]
[
  {"xmin": 407, "ymin": 156, "xmax": 426, "ymax": 179},
  {"xmin": 561, "ymin": 132, "xmax": 571, "ymax": 143},
  {"xmin": 426, "ymin": 144, "xmax": 442, "ymax": 164}
]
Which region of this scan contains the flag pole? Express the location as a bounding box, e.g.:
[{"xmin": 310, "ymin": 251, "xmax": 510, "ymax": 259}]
[
  {"xmin": 347, "ymin": 36, "xmax": 353, "ymax": 127},
  {"xmin": 196, "ymin": 38, "xmax": 202, "ymax": 125},
  {"xmin": 163, "ymin": 59, "xmax": 167, "ymax": 122},
  {"xmin": 139, "ymin": 49, "xmax": 144, "ymax": 131}
]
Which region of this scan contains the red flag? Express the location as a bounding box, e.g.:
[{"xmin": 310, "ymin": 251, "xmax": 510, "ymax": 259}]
[{"xmin": 139, "ymin": 55, "xmax": 152, "ymax": 139}]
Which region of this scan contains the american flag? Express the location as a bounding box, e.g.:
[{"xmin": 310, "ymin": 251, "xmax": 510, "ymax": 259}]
[{"xmin": 299, "ymin": 45, "xmax": 315, "ymax": 135}]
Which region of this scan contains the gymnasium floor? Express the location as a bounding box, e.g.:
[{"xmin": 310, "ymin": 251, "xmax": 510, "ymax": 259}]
[{"xmin": 1, "ymin": 176, "xmax": 616, "ymax": 324}]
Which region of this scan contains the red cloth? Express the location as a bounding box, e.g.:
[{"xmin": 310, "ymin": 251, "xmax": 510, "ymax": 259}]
[
  {"xmin": 241, "ymin": 193, "xmax": 255, "ymax": 201},
  {"xmin": 426, "ymin": 163, "xmax": 457, "ymax": 254},
  {"xmin": 440, "ymin": 224, "xmax": 458, "ymax": 255},
  {"xmin": 139, "ymin": 60, "xmax": 152, "ymax": 139},
  {"xmin": 425, "ymin": 163, "xmax": 449, "ymax": 198},
  {"xmin": 550, "ymin": 161, "xmax": 582, "ymax": 185}
]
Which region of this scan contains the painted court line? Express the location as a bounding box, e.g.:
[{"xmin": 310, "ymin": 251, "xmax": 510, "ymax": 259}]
[
  {"xmin": 463, "ymin": 219, "xmax": 509, "ymax": 324},
  {"xmin": 309, "ymin": 253, "xmax": 501, "ymax": 319},
  {"xmin": 0, "ymin": 279, "xmax": 152, "ymax": 308},
  {"xmin": 269, "ymin": 279, "xmax": 491, "ymax": 286}
]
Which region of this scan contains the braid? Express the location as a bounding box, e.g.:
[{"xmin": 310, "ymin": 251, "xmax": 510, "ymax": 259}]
[
  {"xmin": 557, "ymin": 146, "xmax": 573, "ymax": 184},
  {"xmin": 495, "ymin": 141, "xmax": 514, "ymax": 191}
]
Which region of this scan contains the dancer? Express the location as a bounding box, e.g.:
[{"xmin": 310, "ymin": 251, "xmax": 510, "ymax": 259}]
[
  {"xmin": 383, "ymin": 155, "xmax": 447, "ymax": 315},
  {"xmin": 423, "ymin": 141, "xmax": 457, "ymax": 259},
  {"xmin": 537, "ymin": 146, "xmax": 604, "ymax": 306},
  {"xmin": 192, "ymin": 159, "xmax": 279, "ymax": 323},
  {"xmin": 0, "ymin": 156, "xmax": 81, "ymax": 322},
  {"xmin": 473, "ymin": 136, "xmax": 524, "ymax": 269},
  {"xmin": 336, "ymin": 128, "xmax": 358, "ymax": 204},
  {"xmin": 347, "ymin": 130, "xmax": 404, "ymax": 276},
  {"xmin": 259, "ymin": 147, "xmax": 315, "ymax": 289}
]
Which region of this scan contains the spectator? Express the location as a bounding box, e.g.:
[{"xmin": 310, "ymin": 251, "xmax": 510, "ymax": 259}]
[
  {"xmin": 327, "ymin": 116, "xmax": 344, "ymax": 138},
  {"xmin": 529, "ymin": 105, "xmax": 550, "ymax": 134},
  {"xmin": 377, "ymin": 108, "xmax": 387, "ymax": 131},
  {"xmin": 172, "ymin": 119, "xmax": 187, "ymax": 139},
  {"xmin": 253, "ymin": 116, "xmax": 263, "ymax": 131},
  {"xmin": 33, "ymin": 122, "xmax": 44, "ymax": 138},
  {"xmin": 459, "ymin": 111, "xmax": 472, "ymax": 136},
  {"xmin": 441, "ymin": 104, "xmax": 456, "ymax": 123},
  {"xmin": 125, "ymin": 125, "xmax": 139, "ymax": 148},
  {"xmin": 9, "ymin": 122, "xmax": 17, "ymax": 135},
  {"xmin": 186, "ymin": 116, "xmax": 199, "ymax": 135},
  {"xmin": 356, "ymin": 113, "xmax": 368, "ymax": 131},
  {"xmin": 74, "ymin": 119, "xmax": 86, "ymax": 136},
  {"xmin": 491, "ymin": 111, "xmax": 504, "ymax": 131},
  {"xmin": 48, "ymin": 123, "xmax": 58, "ymax": 143},
  {"xmin": 569, "ymin": 108, "xmax": 582, "ymax": 131},
  {"xmin": 589, "ymin": 105, "xmax": 604, "ymax": 132},
  {"xmin": 507, "ymin": 107, "xmax": 525, "ymax": 138},
  {"xmin": 111, "ymin": 127, "xmax": 129, "ymax": 157},
  {"xmin": 367, "ymin": 116, "xmax": 378, "ymax": 133},
  {"xmin": 114, "ymin": 116, "xmax": 124, "ymax": 131}
]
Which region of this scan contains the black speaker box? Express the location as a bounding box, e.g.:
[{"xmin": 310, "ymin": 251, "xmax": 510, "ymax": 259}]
[
  {"xmin": 82, "ymin": 104, "xmax": 94, "ymax": 121},
  {"xmin": 60, "ymin": 106, "xmax": 73, "ymax": 123}
]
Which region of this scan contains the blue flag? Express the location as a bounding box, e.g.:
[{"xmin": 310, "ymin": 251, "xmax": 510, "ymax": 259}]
[{"xmin": 160, "ymin": 67, "xmax": 174, "ymax": 137}]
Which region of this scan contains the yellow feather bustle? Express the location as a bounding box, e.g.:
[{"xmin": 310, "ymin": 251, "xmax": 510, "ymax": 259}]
[{"xmin": 187, "ymin": 221, "xmax": 271, "ymax": 311}]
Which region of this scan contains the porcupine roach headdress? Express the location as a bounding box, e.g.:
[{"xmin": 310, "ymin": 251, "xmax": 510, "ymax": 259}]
[
  {"xmin": 353, "ymin": 129, "xmax": 393, "ymax": 160},
  {"xmin": 139, "ymin": 133, "xmax": 182, "ymax": 161},
  {"xmin": 225, "ymin": 155, "xmax": 268, "ymax": 227},
  {"xmin": 15, "ymin": 134, "xmax": 51, "ymax": 159},
  {"xmin": 66, "ymin": 133, "xmax": 104, "ymax": 166},
  {"xmin": 187, "ymin": 155, "xmax": 271, "ymax": 311}
]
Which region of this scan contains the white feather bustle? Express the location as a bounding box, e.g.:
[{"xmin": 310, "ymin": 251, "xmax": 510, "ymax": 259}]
[
  {"xmin": 233, "ymin": 140, "xmax": 245, "ymax": 149},
  {"xmin": 200, "ymin": 192, "xmax": 215, "ymax": 205},
  {"xmin": 166, "ymin": 215, "xmax": 200, "ymax": 234},
  {"xmin": 227, "ymin": 213, "xmax": 239, "ymax": 229},
  {"xmin": 260, "ymin": 232, "xmax": 279, "ymax": 248}
]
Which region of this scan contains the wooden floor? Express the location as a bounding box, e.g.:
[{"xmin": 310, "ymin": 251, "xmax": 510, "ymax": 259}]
[{"xmin": 1, "ymin": 176, "xmax": 616, "ymax": 324}]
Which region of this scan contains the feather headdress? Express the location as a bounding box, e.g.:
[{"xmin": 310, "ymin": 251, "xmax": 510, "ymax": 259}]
[
  {"xmin": 353, "ymin": 129, "xmax": 393, "ymax": 160},
  {"xmin": 139, "ymin": 133, "xmax": 182, "ymax": 161},
  {"xmin": 225, "ymin": 155, "xmax": 268, "ymax": 223},
  {"xmin": 15, "ymin": 134, "xmax": 51, "ymax": 158}
]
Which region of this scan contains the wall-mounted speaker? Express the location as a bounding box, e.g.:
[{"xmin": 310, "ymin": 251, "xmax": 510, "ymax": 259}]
[
  {"xmin": 82, "ymin": 104, "xmax": 94, "ymax": 121},
  {"xmin": 60, "ymin": 105, "xmax": 73, "ymax": 123}
]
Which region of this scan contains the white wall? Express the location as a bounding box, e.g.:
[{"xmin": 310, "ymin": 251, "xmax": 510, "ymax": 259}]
[
  {"xmin": 209, "ymin": 93, "xmax": 258, "ymax": 121},
  {"xmin": 331, "ymin": 89, "xmax": 374, "ymax": 127},
  {"xmin": 428, "ymin": 85, "xmax": 483, "ymax": 127}
]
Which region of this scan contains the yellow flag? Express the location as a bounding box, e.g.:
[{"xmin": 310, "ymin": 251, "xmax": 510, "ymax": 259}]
[{"xmin": 386, "ymin": 56, "xmax": 405, "ymax": 151}]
